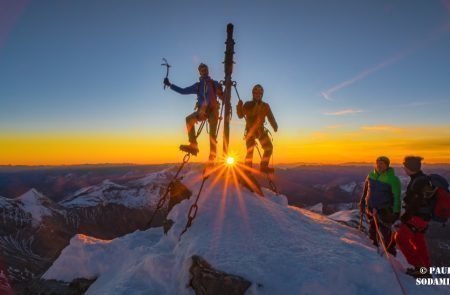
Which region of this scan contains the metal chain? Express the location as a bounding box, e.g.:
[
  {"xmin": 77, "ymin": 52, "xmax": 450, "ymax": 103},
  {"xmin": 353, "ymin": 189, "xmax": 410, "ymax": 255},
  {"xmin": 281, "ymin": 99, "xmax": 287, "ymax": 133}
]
[
  {"xmin": 146, "ymin": 153, "xmax": 191, "ymax": 228},
  {"xmin": 179, "ymin": 168, "xmax": 209, "ymax": 240}
]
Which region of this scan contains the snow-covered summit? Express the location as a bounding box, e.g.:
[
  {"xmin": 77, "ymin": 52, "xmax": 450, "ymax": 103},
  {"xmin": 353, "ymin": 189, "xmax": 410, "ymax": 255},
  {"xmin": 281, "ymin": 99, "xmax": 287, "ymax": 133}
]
[
  {"xmin": 307, "ymin": 202, "xmax": 323, "ymax": 214},
  {"xmin": 60, "ymin": 172, "xmax": 169, "ymax": 208},
  {"xmin": 43, "ymin": 169, "xmax": 444, "ymax": 295},
  {"xmin": 0, "ymin": 195, "xmax": 13, "ymax": 209},
  {"xmin": 66, "ymin": 179, "xmax": 126, "ymax": 200},
  {"xmin": 340, "ymin": 181, "xmax": 357, "ymax": 193},
  {"xmin": 14, "ymin": 189, "xmax": 63, "ymax": 225}
]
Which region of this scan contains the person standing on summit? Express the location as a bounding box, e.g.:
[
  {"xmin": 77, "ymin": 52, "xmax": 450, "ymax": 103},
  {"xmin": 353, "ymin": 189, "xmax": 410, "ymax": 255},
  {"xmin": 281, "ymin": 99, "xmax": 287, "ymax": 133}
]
[
  {"xmin": 237, "ymin": 84, "xmax": 278, "ymax": 174},
  {"xmin": 395, "ymin": 156, "xmax": 433, "ymax": 277},
  {"xmin": 359, "ymin": 156, "xmax": 401, "ymax": 255},
  {"xmin": 164, "ymin": 63, "xmax": 223, "ymax": 165}
]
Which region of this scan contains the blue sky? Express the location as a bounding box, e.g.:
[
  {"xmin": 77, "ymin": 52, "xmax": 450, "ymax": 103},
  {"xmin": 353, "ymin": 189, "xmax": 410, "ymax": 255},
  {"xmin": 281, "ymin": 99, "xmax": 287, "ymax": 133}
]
[{"xmin": 1, "ymin": 0, "xmax": 450, "ymax": 164}]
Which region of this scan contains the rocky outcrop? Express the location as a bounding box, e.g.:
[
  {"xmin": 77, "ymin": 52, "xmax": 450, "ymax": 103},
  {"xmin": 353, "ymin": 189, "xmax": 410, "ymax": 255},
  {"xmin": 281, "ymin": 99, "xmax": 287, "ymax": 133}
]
[
  {"xmin": 20, "ymin": 278, "xmax": 96, "ymax": 295},
  {"xmin": 189, "ymin": 255, "xmax": 251, "ymax": 295}
]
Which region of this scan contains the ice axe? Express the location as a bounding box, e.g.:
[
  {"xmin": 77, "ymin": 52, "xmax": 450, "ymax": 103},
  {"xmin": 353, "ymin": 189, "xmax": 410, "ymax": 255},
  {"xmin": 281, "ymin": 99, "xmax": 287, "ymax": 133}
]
[{"xmin": 161, "ymin": 58, "xmax": 171, "ymax": 90}]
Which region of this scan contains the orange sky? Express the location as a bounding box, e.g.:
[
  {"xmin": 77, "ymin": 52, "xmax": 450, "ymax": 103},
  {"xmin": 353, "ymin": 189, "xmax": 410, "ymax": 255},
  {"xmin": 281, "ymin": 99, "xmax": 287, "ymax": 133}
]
[{"xmin": 1, "ymin": 123, "xmax": 449, "ymax": 165}]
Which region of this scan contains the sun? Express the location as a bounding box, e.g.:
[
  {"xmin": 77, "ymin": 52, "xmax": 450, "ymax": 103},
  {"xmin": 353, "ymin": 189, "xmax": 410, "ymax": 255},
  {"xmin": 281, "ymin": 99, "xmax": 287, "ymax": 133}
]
[{"xmin": 226, "ymin": 156, "xmax": 235, "ymax": 166}]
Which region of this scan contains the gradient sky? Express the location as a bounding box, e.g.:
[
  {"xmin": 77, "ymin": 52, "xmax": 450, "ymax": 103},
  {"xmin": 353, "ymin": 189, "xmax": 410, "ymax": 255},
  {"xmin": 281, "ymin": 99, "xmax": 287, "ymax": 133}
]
[{"xmin": 1, "ymin": 0, "xmax": 450, "ymax": 165}]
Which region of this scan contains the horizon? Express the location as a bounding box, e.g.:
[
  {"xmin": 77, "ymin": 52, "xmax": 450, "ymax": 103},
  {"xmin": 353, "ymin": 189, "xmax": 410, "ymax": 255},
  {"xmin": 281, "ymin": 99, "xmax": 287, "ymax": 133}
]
[
  {"xmin": 2, "ymin": 160, "xmax": 450, "ymax": 168},
  {"xmin": 1, "ymin": 0, "xmax": 450, "ymax": 165}
]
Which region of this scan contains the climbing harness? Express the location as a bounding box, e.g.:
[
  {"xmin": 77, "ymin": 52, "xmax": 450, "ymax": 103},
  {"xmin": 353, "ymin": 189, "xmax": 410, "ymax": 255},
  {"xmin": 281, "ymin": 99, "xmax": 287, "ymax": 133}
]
[
  {"xmin": 233, "ymin": 81, "xmax": 278, "ymax": 194},
  {"xmin": 373, "ymin": 209, "xmax": 408, "ymax": 295}
]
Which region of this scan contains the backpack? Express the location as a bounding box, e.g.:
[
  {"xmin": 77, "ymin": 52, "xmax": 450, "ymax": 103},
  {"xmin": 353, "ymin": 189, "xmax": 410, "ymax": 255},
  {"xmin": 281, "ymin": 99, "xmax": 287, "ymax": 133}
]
[
  {"xmin": 414, "ymin": 174, "xmax": 450, "ymax": 224},
  {"xmin": 429, "ymin": 174, "xmax": 450, "ymax": 223}
]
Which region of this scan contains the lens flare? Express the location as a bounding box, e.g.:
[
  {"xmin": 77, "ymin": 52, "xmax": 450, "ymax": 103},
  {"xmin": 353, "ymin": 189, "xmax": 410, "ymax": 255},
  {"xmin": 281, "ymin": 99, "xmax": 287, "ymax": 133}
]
[{"xmin": 226, "ymin": 156, "xmax": 235, "ymax": 166}]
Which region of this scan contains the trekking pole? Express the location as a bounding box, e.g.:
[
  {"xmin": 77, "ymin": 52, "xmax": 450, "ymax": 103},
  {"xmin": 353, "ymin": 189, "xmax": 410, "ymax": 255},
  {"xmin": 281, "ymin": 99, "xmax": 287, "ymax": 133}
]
[
  {"xmin": 161, "ymin": 58, "xmax": 171, "ymax": 90},
  {"xmin": 358, "ymin": 211, "xmax": 364, "ymax": 232},
  {"xmin": 216, "ymin": 101, "xmax": 225, "ymax": 139}
]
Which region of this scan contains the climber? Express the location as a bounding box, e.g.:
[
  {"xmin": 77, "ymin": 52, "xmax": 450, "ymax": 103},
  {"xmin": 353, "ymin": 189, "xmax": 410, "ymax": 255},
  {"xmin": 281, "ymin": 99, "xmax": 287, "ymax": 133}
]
[
  {"xmin": 236, "ymin": 84, "xmax": 278, "ymax": 174},
  {"xmin": 164, "ymin": 63, "xmax": 223, "ymax": 166},
  {"xmin": 359, "ymin": 156, "xmax": 401, "ymax": 256}
]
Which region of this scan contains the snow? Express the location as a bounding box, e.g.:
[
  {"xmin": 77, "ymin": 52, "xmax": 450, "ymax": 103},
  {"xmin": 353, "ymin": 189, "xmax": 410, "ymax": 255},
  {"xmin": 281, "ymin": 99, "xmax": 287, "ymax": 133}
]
[
  {"xmin": 44, "ymin": 169, "xmax": 447, "ymax": 295},
  {"xmin": 307, "ymin": 202, "xmax": 323, "ymax": 214},
  {"xmin": 340, "ymin": 182, "xmax": 357, "ymax": 193},
  {"xmin": 16, "ymin": 189, "xmax": 53, "ymax": 225},
  {"xmin": 328, "ymin": 209, "xmax": 360, "ymax": 223},
  {"xmin": 0, "ymin": 196, "xmax": 13, "ymax": 208},
  {"xmin": 129, "ymin": 168, "xmax": 174, "ymax": 186},
  {"xmin": 61, "ymin": 177, "xmax": 163, "ymax": 209}
]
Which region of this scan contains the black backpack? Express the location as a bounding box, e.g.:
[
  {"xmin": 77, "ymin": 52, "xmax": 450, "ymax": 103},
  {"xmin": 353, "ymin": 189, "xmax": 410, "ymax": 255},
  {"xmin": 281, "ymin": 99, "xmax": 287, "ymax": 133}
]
[{"xmin": 413, "ymin": 174, "xmax": 450, "ymax": 224}]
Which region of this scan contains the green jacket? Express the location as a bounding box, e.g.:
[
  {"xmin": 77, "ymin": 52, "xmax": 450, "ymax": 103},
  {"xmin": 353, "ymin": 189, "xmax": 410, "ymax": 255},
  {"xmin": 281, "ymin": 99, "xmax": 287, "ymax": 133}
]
[{"xmin": 361, "ymin": 167, "xmax": 401, "ymax": 213}]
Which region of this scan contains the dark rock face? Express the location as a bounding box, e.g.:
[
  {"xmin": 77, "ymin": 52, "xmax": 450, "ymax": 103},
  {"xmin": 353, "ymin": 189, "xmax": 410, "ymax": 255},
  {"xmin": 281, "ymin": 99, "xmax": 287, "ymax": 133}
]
[
  {"xmin": 22, "ymin": 278, "xmax": 96, "ymax": 295},
  {"xmin": 0, "ymin": 192, "xmax": 75, "ymax": 285},
  {"xmin": 68, "ymin": 204, "xmax": 158, "ymax": 239},
  {"xmin": 189, "ymin": 255, "xmax": 251, "ymax": 295},
  {"xmin": 168, "ymin": 180, "xmax": 192, "ymax": 212}
]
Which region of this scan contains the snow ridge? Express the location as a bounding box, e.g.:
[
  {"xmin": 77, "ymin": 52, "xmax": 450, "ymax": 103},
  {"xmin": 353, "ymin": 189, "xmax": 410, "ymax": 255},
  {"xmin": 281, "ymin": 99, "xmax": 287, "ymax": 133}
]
[{"xmin": 43, "ymin": 169, "xmax": 447, "ymax": 295}]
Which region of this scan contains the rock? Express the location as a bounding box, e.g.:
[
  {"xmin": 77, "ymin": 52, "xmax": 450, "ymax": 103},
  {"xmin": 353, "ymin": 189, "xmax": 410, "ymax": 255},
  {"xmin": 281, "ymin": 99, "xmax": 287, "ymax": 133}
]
[
  {"xmin": 20, "ymin": 278, "xmax": 96, "ymax": 295},
  {"xmin": 168, "ymin": 180, "xmax": 192, "ymax": 212},
  {"xmin": 189, "ymin": 255, "xmax": 251, "ymax": 295}
]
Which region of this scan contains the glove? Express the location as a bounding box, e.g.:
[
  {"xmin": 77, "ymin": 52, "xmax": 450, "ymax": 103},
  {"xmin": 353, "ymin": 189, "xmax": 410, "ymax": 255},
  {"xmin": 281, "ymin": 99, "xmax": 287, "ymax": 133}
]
[
  {"xmin": 163, "ymin": 78, "xmax": 171, "ymax": 87},
  {"xmin": 393, "ymin": 219, "xmax": 402, "ymax": 229},
  {"xmin": 237, "ymin": 100, "xmax": 243, "ymax": 107}
]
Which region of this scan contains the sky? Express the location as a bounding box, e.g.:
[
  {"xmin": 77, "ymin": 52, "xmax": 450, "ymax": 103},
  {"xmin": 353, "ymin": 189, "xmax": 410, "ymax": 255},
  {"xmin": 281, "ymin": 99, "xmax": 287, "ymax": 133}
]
[{"xmin": 1, "ymin": 0, "xmax": 450, "ymax": 165}]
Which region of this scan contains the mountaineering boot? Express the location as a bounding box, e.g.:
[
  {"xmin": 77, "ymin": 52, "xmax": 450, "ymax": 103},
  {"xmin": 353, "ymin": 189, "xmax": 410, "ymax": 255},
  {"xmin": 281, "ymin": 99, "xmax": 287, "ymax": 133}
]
[
  {"xmin": 260, "ymin": 162, "xmax": 275, "ymax": 174},
  {"xmin": 406, "ymin": 267, "xmax": 432, "ymax": 278},
  {"xmin": 387, "ymin": 244, "xmax": 397, "ymax": 257},
  {"xmin": 180, "ymin": 142, "xmax": 199, "ymax": 156}
]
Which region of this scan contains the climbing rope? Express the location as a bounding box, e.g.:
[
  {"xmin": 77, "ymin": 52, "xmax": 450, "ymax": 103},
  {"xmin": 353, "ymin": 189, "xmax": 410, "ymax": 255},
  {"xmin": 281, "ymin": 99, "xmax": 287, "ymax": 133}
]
[
  {"xmin": 216, "ymin": 101, "xmax": 225, "ymax": 138},
  {"xmin": 372, "ymin": 209, "xmax": 408, "ymax": 295},
  {"xmin": 196, "ymin": 120, "xmax": 206, "ymax": 138},
  {"xmin": 146, "ymin": 153, "xmax": 191, "ymax": 228},
  {"xmin": 179, "ymin": 168, "xmax": 210, "ymax": 240}
]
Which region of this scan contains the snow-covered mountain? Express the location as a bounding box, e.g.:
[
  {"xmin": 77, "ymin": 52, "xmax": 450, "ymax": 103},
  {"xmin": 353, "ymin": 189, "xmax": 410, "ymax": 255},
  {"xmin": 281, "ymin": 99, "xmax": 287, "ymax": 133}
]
[
  {"xmin": 0, "ymin": 168, "xmax": 178, "ymax": 290},
  {"xmin": 340, "ymin": 181, "xmax": 357, "ymax": 193},
  {"xmin": 328, "ymin": 209, "xmax": 368, "ymax": 230},
  {"xmin": 0, "ymin": 189, "xmax": 74, "ymax": 284},
  {"xmin": 307, "ymin": 202, "xmax": 323, "ymax": 214},
  {"xmin": 41, "ymin": 169, "xmax": 447, "ymax": 295}
]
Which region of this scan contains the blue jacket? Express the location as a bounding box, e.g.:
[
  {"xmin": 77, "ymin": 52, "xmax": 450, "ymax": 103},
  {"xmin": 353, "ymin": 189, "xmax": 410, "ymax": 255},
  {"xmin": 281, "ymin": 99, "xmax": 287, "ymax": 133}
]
[
  {"xmin": 359, "ymin": 168, "xmax": 401, "ymax": 213},
  {"xmin": 170, "ymin": 76, "xmax": 221, "ymax": 108}
]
